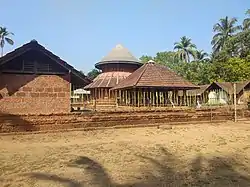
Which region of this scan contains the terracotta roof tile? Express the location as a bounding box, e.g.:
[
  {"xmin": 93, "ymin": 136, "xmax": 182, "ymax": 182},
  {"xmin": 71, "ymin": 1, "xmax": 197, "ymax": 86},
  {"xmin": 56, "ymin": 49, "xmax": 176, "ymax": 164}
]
[
  {"xmin": 84, "ymin": 71, "xmax": 131, "ymax": 89},
  {"xmin": 111, "ymin": 60, "xmax": 199, "ymax": 90}
]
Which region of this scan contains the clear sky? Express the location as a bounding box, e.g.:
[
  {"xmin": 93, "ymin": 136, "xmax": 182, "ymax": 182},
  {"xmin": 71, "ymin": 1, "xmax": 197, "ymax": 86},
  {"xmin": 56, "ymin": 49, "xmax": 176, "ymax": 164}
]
[{"xmin": 1, "ymin": 0, "xmax": 250, "ymax": 73}]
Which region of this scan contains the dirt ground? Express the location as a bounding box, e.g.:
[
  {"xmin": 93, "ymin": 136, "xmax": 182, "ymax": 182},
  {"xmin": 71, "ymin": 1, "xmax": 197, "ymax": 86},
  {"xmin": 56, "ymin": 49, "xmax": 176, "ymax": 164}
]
[{"xmin": 1, "ymin": 121, "xmax": 250, "ymax": 187}]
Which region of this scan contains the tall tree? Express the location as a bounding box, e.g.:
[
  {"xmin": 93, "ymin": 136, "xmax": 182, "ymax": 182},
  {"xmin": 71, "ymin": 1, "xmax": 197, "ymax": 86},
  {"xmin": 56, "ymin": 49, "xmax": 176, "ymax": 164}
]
[
  {"xmin": 0, "ymin": 27, "xmax": 14, "ymax": 57},
  {"xmin": 211, "ymin": 16, "xmax": 241, "ymax": 54},
  {"xmin": 195, "ymin": 50, "xmax": 209, "ymax": 61},
  {"xmin": 173, "ymin": 36, "xmax": 197, "ymax": 62},
  {"xmin": 243, "ymin": 9, "xmax": 250, "ymax": 30}
]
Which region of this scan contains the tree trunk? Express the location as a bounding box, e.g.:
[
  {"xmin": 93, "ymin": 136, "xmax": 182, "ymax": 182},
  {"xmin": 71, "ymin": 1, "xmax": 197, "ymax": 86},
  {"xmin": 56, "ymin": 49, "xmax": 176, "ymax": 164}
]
[{"xmin": 1, "ymin": 47, "xmax": 3, "ymax": 57}]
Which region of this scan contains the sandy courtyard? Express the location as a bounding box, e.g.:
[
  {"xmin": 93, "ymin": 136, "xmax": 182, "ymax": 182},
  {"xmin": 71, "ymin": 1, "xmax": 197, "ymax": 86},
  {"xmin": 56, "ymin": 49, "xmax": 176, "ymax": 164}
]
[{"xmin": 1, "ymin": 121, "xmax": 250, "ymax": 187}]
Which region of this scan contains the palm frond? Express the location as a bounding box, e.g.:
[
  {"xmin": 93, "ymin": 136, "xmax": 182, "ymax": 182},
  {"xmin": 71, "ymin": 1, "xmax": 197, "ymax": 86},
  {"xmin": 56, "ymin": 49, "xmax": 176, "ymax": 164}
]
[
  {"xmin": 246, "ymin": 9, "xmax": 250, "ymax": 15},
  {"xmin": 5, "ymin": 37, "xmax": 14, "ymax": 45},
  {"xmin": 243, "ymin": 18, "xmax": 250, "ymax": 30},
  {"xmin": 213, "ymin": 23, "xmax": 224, "ymax": 32},
  {"xmin": 231, "ymin": 25, "xmax": 241, "ymax": 33}
]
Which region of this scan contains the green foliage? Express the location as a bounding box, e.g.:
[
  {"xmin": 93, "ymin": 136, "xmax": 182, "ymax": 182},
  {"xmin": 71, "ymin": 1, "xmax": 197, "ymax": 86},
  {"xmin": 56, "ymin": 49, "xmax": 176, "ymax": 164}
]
[
  {"xmin": 139, "ymin": 55, "xmax": 153, "ymax": 63},
  {"xmin": 173, "ymin": 36, "xmax": 197, "ymax": 62},
  {"xmin": 195, "ymin": 50, "xmax": 209, "ymax": 61},
  {"xmin": 181, "ymin": 61, "xmax": 215, "ymax": 85},
  {"xmin": 243, "ymin": 9, "xmax": 250, "ymax": 30},
  {"xmin": 87, "ymin": 69, "xmax": 100, "ymax": 80},
  {"xmin": 0, "ymin": 27, "xmax": 14, "ymax": 56},
  {"xmin": 140, "ymin": 51, "xmax": 213, "ymax": 85},
  {"xmin": 211, "ymin": 16, "xmax": 241, "ymax": 54},
  {"xmin": 138, "ymin": 9, "xmax": 250, "ymax": 85},
  {"xmin": 221, "ymin": 57, "xmax": 250, "ymax": 82}
]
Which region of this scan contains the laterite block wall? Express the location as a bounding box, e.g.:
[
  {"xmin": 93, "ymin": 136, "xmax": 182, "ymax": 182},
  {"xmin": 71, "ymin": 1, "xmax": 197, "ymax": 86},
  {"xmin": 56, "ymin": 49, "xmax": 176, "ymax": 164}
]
[
  {"xmin": 0, "ymin": 74, "xmax": 70, "ymax": 114},
  {"xmin": 1, "ymin": 109, "xmax": 249, "ymax": 133}
]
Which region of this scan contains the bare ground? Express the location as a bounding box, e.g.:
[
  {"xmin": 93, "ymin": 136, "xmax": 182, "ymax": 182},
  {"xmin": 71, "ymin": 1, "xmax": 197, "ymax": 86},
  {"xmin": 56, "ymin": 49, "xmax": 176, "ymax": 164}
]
[{"xmin": 1, "ymin": 121, "xmax": 250, "ymax": 187}]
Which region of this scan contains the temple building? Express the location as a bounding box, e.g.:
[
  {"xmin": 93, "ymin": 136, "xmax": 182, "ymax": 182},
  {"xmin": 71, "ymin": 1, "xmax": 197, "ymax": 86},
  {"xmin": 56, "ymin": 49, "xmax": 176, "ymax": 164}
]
[
  {"xmin": 84, "ymin": 44, "xmax": 142, "ymax": 104},
  {"xmin": 111, "ymin": 60, "xmax": 199, "ymax": 107}
]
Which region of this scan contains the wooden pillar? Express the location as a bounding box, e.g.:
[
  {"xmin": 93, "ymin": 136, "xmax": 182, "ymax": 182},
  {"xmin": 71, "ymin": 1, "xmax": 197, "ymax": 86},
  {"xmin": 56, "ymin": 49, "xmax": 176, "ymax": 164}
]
[
  {"xmin": 152, "ymin": 90, "xmax": 155, "ymax": 107},
  {"xmin": 137, "ymin": 89, "xmax": 140, "ymax": 107},
  {"xmin": 149, "ymin": 90, "xmax": 152, "ymax": 107},
  {"xmin": 127, "ymin": 90, "xmax": 130, "ymax": 106},
  {"xmin": 134, "ymin": 90, "xmax": 136, "ymax": 107},
  {"xmin": 155, "ymin": 90, "xmax": 158, "ymax": 107},
  {"xmin": 166, "ymin": 91, "xmax": 168, "ymax": 106},
  {"xmin": 115, "ymin": 90, "xmax": 118, "ymax": 108},
  {"xmin": 174, "ymin": 91, "xmax": 176, "ymax": 106},
  {"xmin": 143, "ymin": 89, "xmax": 146, "ymax": 107},
  {"xmin": 183, "ymin": 90, "xmax": 187, "ymax": 106}
]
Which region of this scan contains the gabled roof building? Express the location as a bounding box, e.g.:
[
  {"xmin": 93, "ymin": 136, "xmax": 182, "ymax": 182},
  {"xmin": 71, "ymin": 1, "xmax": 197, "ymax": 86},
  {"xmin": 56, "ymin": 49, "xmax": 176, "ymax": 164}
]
[{"xmin": 0, "ymin": 40, "xmax": 90, "ymax": 114}]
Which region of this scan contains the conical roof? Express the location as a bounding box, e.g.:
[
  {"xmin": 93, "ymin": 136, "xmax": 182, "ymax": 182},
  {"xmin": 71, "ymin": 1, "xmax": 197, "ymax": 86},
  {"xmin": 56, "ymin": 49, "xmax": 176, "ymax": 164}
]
[
  {"xmin": 95, "ymin": 44, "xmax": 141, "ymax": 69},
  {"xmin": 111, "ymin": 60, "xmax": 199, "ymax": 90}
]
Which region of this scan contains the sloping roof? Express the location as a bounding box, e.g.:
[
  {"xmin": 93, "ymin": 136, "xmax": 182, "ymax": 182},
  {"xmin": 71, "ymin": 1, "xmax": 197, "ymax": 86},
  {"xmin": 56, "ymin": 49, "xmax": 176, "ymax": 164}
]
[
  {"xmin": 111, "ymin": 60, "xmax": 199, "ymax": 90},
  {"xmin": 0, "ymin": 40, "xmax": 91, "ymax": 84},
  {"xmin": 186, "ymin": 81, "xmax": 250, "ymax": 96},
  {"xmin": 236, "ymin": 80, "xmax": 250, "ymax": 94},
  {"xmin": 84, "ymin": 71, "xmax": 131, "ymax": 89},
  {"xmin": 214, "ymin": 82, "xmax": 233, "ymax": 94},
  {"xmin": 95, "ymin": 44, "xmax": 141, "ymax": 69},
  {"xmin": 186, "ymin": 84, "xmax": 210, "ymax": 96},
  {"xmin": 210, "ymin": 82, "xmax": 241, "ymax": 95}
]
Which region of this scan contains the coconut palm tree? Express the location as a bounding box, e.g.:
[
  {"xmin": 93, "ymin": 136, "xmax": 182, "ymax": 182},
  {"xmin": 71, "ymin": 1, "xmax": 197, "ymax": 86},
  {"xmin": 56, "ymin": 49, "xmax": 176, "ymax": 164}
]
[
  {"xmin": 211, "ymin": 16, "xmax": 241, "ymax": 54},
  {"xmin": 243, "ymin": 9, "xmax": 250, "ymax": 30},
  {"xmin": 173, "ymin": 36, "xmax": 197, "ymax": 63},
  {"xmin": 195, "ymin": 50, "xmax": 209, "ymax": 61},
  {"xmin": 0, "ymin": 27, "xmax": 14, "ymax": 57}
]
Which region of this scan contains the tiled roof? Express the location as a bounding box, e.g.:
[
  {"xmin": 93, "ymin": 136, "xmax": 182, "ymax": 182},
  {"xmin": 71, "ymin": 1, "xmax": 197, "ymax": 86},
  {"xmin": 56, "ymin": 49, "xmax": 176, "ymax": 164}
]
[
  {"xmin": 0, "ymin": 40, "xmax": 91, "ymax": 84},
  {"xmin": 111, "ymin": 60, "xmax": 199, "ymax": 90},
  {"xmin": 187, "ymin": 81, "xmax": 250, "ymax": 96},
  {"xmin": 84, "ymin": 71, "xmax": 131, "ymax": 89},
  {"xmin": 186, "ymin": 84, "xmax": 210, "ymax": 96}
]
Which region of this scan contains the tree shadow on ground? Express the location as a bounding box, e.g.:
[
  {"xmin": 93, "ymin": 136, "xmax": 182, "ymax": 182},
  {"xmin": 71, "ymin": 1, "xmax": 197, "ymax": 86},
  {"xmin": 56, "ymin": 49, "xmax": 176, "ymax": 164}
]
[
  {"xmin": 26, "ymin": 173, "xmax": 82, "ymax": 187},
  {"xmin": 0, "ymin": 112, "xmax": 35, "ymax": 132},
  {"xmin": 127, "ymin": 147, "xmax": 250, "ymax": 187},
  {"xmin": 25, "ymin": 146, "xmax": 250, "ymax": 187}
]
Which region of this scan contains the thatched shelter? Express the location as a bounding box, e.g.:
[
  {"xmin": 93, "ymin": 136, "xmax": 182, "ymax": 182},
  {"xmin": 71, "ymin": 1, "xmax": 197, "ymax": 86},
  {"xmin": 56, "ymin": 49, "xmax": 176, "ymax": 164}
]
[
  {"xmin": 84, "ymin": 44, "xmax": 142, "ymax": 103},
  {"xmin": 111, "ymin": 60, "xmax": 199, "ymax": 107}
]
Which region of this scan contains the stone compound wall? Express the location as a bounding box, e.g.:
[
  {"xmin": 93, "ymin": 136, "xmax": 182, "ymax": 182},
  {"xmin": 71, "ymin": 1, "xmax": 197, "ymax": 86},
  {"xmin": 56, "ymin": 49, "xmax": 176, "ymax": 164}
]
[
  {"xmin": 1, "ymin": 109, "xmax": 249, "ymax": 133},
  {"xmin": 0, "ymin": 74, "xmax": 70, "ymax": 115}
]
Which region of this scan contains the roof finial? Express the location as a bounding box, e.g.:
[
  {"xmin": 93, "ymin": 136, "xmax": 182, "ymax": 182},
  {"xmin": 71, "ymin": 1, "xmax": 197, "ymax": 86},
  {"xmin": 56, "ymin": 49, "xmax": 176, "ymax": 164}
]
[
  {"xmin": 148, "ymin": 60, "xmax": 155, "ymax": 64},
  {"xmin": 115, "ymin": 44, "xmax": 123, "ymax": 49}
]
